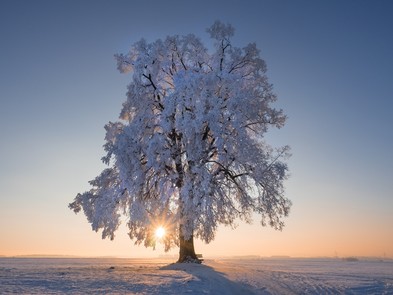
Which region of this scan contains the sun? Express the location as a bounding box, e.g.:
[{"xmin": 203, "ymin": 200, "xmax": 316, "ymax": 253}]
[{"xmin": 155, "ymin": 226, "xmax": 166, "ymax": 239}]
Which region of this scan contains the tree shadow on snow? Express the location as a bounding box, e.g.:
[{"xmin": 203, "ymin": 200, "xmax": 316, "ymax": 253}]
[{"xmin": 160, "ymin": 261, "xmax": 256, "ymax": 294}]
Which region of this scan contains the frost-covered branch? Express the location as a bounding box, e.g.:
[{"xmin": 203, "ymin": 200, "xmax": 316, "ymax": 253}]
[{"xmin": 70, "ymin": 21, "xmax": 291, "ymax": 253}]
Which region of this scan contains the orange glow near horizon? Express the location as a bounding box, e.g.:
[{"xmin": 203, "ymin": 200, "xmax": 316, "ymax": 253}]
[{"xmin": 1, "ymin": 211, "xmax": 392, "ymax": 259}]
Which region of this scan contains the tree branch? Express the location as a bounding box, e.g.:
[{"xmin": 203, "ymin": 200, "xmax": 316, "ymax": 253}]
[{"xmin": 142, "ymin": 73, "xmax": 157, "ymax": 91}]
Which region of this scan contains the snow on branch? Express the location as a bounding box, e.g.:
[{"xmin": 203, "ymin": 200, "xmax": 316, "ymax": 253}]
[{"xmin": 70, "ymin": 21, "xmax": 291, "ymax": 251}]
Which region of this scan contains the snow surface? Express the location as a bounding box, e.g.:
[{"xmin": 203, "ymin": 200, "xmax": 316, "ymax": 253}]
[{"xmin": 0, "ymin": 257, "xmax": 392, "ymax": 294}]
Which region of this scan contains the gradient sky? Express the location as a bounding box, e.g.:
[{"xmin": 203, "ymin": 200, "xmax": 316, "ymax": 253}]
[{"xmin": 1, "ymin": 0, "xmax": 392, "ymax": 258}]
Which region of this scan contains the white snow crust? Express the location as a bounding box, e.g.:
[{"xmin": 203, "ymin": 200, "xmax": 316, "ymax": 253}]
[{"xmin": 1, "ymin": 257, "xmax": 392, "ymax": 294}]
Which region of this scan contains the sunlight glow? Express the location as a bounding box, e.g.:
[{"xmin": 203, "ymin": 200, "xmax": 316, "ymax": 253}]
[{"xmin": 155, "ymin": 226, "xmax": 165, "ymax": 239}]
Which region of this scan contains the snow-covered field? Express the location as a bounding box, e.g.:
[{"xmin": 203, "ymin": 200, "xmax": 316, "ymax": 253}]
[{"xmin": 1, "ymin": 257, "xmax": 392, "ymax": 294}]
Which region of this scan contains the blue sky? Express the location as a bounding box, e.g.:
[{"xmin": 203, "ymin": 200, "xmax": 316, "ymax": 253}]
[{"xmin": 1, "ymin": 0, "xmax": 392, "ymax": 257}]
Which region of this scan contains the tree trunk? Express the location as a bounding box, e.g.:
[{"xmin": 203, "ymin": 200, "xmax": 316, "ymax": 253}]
[
  {"xmin": 177, "ymin": 227, "xmax": 201, "ymax": 263},
  {"xmin": 173, "ymin": 132, "xmax": 201, "ymax": 263}
]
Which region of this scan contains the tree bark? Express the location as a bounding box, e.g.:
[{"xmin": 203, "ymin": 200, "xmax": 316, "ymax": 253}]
[
  {"xmin": 172, "ymin": 129, "xmax": 201, "ymax": 263},
  {"xmin": 177, "ymin": 227, "xmax": 200, "ymax": 263}
]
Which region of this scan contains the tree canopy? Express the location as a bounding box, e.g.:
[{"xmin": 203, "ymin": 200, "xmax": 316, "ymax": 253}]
[{"xmin": 69, "ymin": 21, "xmax": 291, "ymax": 255}]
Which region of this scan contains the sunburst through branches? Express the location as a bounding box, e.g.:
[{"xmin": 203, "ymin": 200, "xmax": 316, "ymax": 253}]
[{"xmin": 155, "ymin": 226, "xmax": 166, "ymax": 239}]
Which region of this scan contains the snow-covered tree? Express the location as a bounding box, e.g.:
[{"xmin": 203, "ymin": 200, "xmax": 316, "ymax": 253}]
[{"xmin": 69, "ymin": 21, "xmax": 291, "ymax": 263}]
